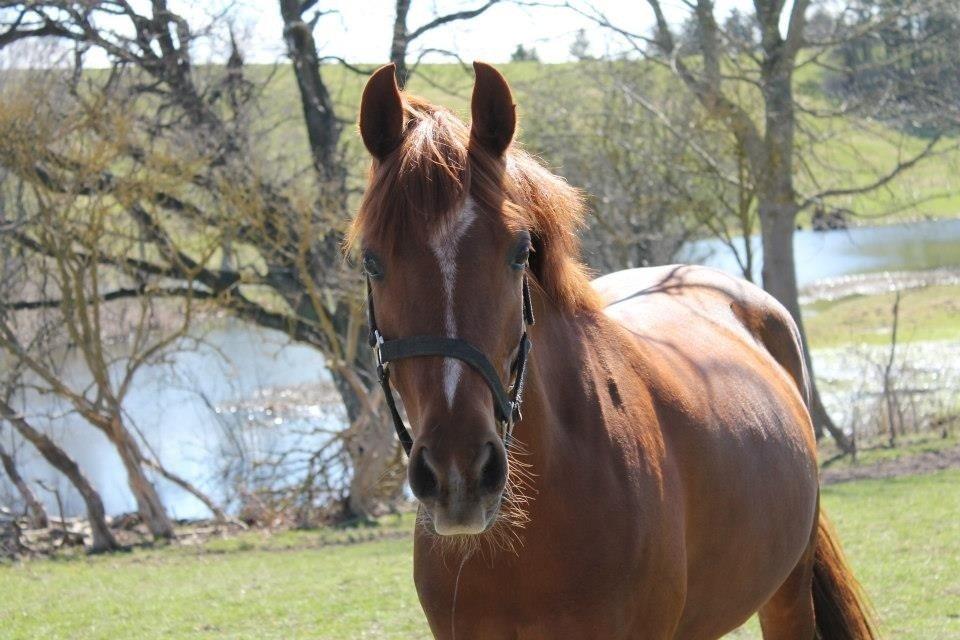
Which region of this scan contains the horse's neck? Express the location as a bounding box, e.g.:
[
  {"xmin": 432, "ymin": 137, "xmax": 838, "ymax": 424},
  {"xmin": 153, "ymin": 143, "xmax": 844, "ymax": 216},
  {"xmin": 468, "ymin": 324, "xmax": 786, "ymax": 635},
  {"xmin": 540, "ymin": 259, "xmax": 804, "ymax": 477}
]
[{"xmin": 518, "ymin": 299, "xmax": 611, "ymax": 466}]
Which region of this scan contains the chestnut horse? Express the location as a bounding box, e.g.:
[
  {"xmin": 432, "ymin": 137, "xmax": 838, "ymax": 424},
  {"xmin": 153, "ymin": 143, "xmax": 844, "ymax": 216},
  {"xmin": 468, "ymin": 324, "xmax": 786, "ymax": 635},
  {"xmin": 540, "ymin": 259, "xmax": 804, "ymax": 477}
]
[{"xmin": 352, "ymin": 62, "xmax": 876, "ymax": 640}]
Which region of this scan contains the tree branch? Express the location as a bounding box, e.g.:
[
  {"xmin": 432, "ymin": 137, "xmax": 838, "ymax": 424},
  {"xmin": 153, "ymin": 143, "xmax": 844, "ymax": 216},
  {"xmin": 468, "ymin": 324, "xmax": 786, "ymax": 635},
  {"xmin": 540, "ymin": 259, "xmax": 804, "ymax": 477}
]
[
  {"xmin": 2, "ymin": 286, "xmax": 213, "ymax": 311},
  {"xmin": 644, "ymin": 0, "xmax": 766, "ymax": 174},
  {"xmin": 407, "ymin": 1, "xmax": 500, "ymax": 41},
  {"xmin": 800, "ymin": 135, "xmax": 944, "ymax": 208}
]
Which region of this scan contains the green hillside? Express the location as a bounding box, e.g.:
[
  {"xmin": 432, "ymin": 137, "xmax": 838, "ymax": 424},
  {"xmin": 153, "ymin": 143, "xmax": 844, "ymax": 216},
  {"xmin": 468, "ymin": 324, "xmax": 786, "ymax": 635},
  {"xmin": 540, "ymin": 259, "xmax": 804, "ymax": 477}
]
[{"xmin": 240, "ymin": 61, "xmax": 959, "ymax": 227}]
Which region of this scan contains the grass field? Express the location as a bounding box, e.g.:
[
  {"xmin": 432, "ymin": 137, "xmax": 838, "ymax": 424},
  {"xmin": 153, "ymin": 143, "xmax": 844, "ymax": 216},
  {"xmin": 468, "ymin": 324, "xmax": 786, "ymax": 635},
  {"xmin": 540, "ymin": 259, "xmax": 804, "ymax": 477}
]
[
  {"xmin": 1, "ymin": 469, "xmax": 958, "ymax": 639},
  {"xmin": 804, "ymin": 284, "xmax": 960, "ymax": 348}
]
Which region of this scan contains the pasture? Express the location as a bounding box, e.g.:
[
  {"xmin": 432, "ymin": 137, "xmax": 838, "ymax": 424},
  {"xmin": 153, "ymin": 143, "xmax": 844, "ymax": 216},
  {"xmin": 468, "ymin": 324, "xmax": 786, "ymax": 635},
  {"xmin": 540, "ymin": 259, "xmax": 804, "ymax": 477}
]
[
  {"xmin": 805, "ymin": 284, "xmax": 960, "ymax": 348},
  {"xmin": 2, "ymin": 3, "xmax": 959, "ymax": 638},
  {"xmin": 2, "ymin": 468, "xmax": 958, "ymax": 639}
]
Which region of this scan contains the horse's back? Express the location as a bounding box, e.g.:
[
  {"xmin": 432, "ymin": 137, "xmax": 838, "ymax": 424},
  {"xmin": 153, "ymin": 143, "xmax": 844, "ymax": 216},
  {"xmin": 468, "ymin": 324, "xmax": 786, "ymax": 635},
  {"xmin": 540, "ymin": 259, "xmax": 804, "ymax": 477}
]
[
  {"xmin": 593, "ymin": 265, "xmax": 820, "ymax": 638},
  {"xmin": 594, "ymin": 264, "xmax": 810, "ymax": 406}
]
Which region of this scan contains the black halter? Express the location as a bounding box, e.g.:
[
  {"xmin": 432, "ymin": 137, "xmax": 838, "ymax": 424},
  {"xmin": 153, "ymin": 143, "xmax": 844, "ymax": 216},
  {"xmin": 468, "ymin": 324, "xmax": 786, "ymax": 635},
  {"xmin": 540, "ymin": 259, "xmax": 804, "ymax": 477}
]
[{"xmin": 366, "ymin": 273, "xmax": 535, "ymax": 456}]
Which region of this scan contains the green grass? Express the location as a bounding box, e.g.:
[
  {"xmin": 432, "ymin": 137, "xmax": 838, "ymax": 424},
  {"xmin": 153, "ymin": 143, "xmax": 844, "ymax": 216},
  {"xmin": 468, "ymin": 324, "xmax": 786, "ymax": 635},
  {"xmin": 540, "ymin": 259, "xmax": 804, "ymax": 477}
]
[
  {"xmin": 804, "ymin": 284, "xmax": 960, "ymax": 349},
  {"xmin": 2, "ymin": 471, "xmax": 958, "ymax": 639},
  {"xmin": 729, "ymin": 469, "xmax": 960, "ymax": 639},
  {"xmin": 823, "ymin": 471, "xmax": 960, "ymax": 638},
  {"xmin": 0, "ymin": 516, "xmax": 430, "ymax": 640}
]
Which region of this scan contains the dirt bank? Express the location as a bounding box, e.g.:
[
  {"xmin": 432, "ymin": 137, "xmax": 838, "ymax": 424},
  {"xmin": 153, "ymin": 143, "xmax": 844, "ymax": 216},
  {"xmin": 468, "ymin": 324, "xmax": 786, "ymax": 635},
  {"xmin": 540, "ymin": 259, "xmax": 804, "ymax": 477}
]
[{"xmin": 821, "ymin": 441, "xmax": 960, "ymax": 485}]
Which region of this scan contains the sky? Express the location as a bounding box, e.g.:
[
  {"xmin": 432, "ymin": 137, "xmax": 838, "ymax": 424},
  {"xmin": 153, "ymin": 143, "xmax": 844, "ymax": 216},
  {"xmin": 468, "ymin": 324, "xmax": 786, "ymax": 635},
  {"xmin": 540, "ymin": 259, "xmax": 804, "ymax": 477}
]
[{"xmin": 65, "ymin": 0, "xmax": 757, "ymax": 68}]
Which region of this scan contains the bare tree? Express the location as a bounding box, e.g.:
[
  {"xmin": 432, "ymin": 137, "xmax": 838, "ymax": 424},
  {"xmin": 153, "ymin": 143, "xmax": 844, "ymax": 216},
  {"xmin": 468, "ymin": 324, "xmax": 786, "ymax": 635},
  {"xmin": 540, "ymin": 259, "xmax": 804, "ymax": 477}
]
[
  {"xmin": 0, "ymin": 180, "xmax": 191, "ymax": 538},
  {"xmin": 0, "ymin": 399, "xmax": 120, "ymax": 552},
  {"xmin": 521, "ymin": 60, "xmax": 756, "ymax": 275},
  {"xmin": 0, "ymin": 108, "xmax": 47, "ymax": 532},
  {"xmin": 882, "ymin": 291, "xmax": 902, "ymax": 448},
  {"xmin": 0, "ymin": 297, "xmax": 117, "ymax": 552},
  {"xmin": 0, "ymin": 2, "xmax": 398, "ymax": 520},
  {"xmin": 573, "ymin": 0, "xmax": 953, "ymax": 452},
  {"xmin": 0, "ymin": 0, "xmax": 518, "ymax": 520}
]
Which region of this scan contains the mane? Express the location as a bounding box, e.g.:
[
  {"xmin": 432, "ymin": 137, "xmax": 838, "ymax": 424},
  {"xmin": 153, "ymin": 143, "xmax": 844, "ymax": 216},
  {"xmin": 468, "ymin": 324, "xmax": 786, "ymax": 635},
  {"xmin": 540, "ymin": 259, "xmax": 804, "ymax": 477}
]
[{"xmin": 348, "ymin": 94, "xmax": 600, "ymax": 314}]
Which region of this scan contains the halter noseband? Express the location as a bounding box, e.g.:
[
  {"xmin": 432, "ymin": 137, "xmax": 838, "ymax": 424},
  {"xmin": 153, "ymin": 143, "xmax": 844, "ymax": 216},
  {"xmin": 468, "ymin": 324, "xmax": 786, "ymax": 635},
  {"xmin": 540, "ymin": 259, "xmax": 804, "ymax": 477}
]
[{"xmin": 366, "ymin": 273, "xmax": 535, "ymax": 456}]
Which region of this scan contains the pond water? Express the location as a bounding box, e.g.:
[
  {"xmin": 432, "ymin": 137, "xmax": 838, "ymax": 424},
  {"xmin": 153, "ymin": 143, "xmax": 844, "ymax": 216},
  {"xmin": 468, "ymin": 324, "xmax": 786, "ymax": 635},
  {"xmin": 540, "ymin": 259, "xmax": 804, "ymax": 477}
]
[
  {"xmin": 4, "ymin": 219, "xmax": 960, "ymax": 520},
  {"xmin": 5, "ymin": 321, "xmax": 332, "ymax": 520},
  {"xmin": 679, "ymin": 219, "xmax": 960, "ymax": 287}
]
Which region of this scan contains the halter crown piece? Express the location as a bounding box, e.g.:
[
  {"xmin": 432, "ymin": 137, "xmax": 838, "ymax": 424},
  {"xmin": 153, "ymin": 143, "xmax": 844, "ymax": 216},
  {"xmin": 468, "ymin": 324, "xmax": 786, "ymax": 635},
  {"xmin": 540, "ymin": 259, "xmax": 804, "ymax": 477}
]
[{"xmin": 366, "ymin": 272, "xmax": 535, "ymax": 456}]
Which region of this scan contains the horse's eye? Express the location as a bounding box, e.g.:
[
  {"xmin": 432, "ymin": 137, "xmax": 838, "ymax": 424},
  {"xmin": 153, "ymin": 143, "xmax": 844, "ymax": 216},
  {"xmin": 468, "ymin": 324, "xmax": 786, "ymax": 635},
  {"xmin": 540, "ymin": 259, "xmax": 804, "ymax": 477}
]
[
  {"xmin": 363, "ymin": 253, "xmax": 384, "ymax": 279},
  {"xmin": 511, "ymin": 243, "xmax": 530, "ymax": 270}
]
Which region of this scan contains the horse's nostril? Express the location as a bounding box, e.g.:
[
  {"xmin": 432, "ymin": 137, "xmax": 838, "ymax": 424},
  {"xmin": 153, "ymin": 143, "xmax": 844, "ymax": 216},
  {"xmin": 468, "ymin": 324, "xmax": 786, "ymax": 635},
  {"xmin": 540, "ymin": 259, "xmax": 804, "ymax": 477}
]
[
  {"xmin": 478, "ymin": 441, "xmax": 507, "ymax": 495},
  {"xmin": 409, "ymin": 447, "xmax": 439, "ymax": 500}
]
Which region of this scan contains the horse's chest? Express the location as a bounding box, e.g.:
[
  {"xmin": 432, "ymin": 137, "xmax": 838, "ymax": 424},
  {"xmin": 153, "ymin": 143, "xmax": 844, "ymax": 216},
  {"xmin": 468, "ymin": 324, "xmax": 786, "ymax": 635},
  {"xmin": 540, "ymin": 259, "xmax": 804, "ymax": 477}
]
[{"xmin": 414, "ymin": 512, "xmax": 683, "ymax": 639}]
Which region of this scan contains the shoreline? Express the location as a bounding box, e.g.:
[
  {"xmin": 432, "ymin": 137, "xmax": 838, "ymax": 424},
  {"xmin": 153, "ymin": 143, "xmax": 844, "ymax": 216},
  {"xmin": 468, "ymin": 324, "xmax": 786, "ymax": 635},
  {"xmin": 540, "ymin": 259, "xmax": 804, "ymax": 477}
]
[{"xmin": 800, "ymin": 267, "xmax": 960, "ymax": 304}]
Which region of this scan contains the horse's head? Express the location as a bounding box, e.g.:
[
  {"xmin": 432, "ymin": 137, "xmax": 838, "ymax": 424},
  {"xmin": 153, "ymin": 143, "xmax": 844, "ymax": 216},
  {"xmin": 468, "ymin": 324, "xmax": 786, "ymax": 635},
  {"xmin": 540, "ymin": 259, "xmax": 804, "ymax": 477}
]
[{"xmin": 352, "ymin": 62, "xmax": 596, "ymax": 537}]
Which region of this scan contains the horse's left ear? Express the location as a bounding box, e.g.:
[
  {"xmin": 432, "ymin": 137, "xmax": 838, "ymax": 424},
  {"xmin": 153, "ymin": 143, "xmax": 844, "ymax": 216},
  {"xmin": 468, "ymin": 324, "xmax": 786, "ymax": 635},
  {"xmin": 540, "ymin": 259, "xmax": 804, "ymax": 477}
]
[{"xmin": 470, "ymin": 62, "xmax": 516, "ymax": 157}]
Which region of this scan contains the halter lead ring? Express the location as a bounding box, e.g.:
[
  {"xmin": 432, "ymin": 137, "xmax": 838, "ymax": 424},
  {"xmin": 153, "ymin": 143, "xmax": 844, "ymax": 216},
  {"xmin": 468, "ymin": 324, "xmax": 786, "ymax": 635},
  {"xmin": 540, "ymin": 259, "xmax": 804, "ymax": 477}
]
[{"xmin": 366, "ymin": 273, "xmax": 535, "ymax": 456}]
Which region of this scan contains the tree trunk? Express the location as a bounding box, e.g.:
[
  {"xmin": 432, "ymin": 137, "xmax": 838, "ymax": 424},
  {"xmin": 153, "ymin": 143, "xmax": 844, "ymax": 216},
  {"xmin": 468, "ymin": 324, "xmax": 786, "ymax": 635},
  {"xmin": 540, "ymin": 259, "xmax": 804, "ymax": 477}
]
[
  {"xmin": 391, "ymin": 0, "xmax": 412, "ymax": 88},
  {"xmin": 108, "ymin": 417, "xmax": 175, "ymax": 539},
  {"xmin": 278, "ymin": 0, "xmax": 343, "ymax": 183},
  {"xmin": 277, "ymin": 0, "xmax": 407, "ymax": 519},
  {"xmin": 753, "ymin": 40, "xmax": 854, "ymax": 455},
  {"xmin": 345, "ymin": 412, "xmax": 405, "ymax": 520},
  {"xmin": 0, "ymin": 440, "xmax": 48, "ymax": 529},
  {"xmin": 0, "ymin": 401, "xmax": 120, "ymax": 552},
  {"xmin": 329, "ymin": 367, "xmax": 405, "ymax": 521},
  {"xmin": 758, "ymin": 203, "xmax": 854, "ymax": 453},
  {"xmin": 758, "ymin": 202, "xmax": 801, "ymax": 318}
]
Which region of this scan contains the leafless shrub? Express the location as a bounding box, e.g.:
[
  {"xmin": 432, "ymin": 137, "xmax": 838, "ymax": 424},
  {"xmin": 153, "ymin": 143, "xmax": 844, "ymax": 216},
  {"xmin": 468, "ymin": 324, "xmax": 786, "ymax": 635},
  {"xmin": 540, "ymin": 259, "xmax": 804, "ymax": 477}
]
[
  {"xmin": 199, "ymin": 382, "xmax": 400, "ymax": 528},
  {"xmin": 821, "ymin": 336, "xmax": 959, "ymax": 449}
]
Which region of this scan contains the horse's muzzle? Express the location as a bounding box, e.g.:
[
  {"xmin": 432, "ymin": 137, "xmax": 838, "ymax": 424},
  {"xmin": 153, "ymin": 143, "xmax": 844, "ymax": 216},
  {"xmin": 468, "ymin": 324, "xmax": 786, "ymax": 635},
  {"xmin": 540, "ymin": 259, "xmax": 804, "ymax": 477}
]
[{"xmin": 409, "ymin": 439, "xmax": 507, "ymax": 535}]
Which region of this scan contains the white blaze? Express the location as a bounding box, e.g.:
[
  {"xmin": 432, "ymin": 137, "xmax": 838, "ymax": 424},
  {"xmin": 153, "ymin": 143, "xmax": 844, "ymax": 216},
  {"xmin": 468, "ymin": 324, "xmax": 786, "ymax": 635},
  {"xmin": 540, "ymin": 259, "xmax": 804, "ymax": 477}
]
[{"xmin": 430, "ymin": 198, "xmax": 477, "ymax": 408}]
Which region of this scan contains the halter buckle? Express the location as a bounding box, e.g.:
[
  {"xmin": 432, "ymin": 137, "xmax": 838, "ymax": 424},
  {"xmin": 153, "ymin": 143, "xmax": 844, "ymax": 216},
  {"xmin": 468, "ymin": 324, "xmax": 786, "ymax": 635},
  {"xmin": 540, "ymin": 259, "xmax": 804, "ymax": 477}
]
[{"xmin": 373, "ymin": 330, "xmax": 387, "ymax": 371}]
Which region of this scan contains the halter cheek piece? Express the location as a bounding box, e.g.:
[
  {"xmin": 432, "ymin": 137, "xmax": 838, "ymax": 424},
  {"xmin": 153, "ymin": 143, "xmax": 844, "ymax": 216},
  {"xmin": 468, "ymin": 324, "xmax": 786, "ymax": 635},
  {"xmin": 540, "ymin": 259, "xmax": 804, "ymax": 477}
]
[{"xmin": 366, "ymin": 273, "xmax": 535, "ymax": 456}]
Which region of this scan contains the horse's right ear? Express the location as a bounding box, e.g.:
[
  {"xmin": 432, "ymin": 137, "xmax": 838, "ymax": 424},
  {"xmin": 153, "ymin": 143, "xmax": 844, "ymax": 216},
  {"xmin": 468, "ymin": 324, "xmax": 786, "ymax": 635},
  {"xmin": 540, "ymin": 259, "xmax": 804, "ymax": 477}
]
[
  {"xmin": 359, "ymin": 64, "xmax": 404, "ymax": 160},
  {"xmin": 470, "ymin": 62, "xmax": 516, "ymax": 157}
]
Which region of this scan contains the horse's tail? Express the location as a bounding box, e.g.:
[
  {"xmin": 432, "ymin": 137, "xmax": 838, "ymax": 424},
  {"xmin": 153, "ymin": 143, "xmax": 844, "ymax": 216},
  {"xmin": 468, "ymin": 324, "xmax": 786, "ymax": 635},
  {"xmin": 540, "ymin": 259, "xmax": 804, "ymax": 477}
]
[{"xmin": 812, "ymin": 511, "xmax": 878, "ymax": 639}]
